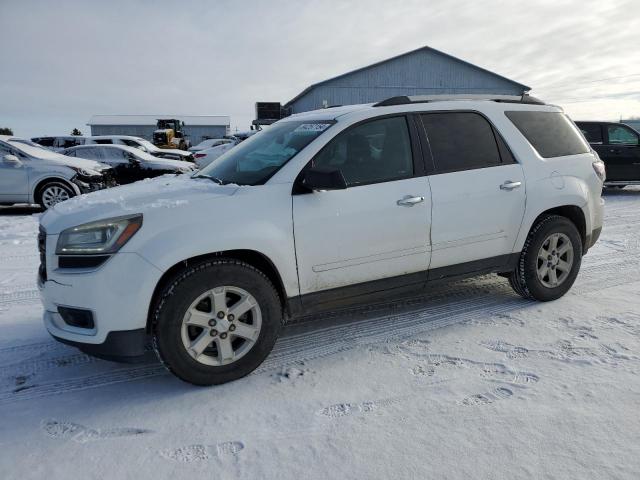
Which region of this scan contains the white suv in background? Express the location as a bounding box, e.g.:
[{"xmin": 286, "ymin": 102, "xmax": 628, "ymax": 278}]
[{"xmin": 38, "ymin": 94, "xmax": 605, "ymax": 385}]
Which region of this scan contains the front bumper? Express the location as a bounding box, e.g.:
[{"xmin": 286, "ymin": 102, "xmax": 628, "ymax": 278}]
[
  {"xmin": 38, "ymin": 238, "xmax": 163, "ymax": 357},
  {"xmin": 49, "ymin": 326, "xmax": 148, "ymax": 361},
  {"xmin": 72, "ymin": 174, "xmax": 117, "ymax": 194}
]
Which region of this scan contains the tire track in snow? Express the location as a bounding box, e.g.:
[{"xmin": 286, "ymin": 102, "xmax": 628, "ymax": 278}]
[{"xmin": 2, "ymin": 227, "xmax": 640, "ymax": 403}]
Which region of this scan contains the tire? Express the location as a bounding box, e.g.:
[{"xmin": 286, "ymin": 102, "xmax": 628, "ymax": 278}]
[
  {"xmin": 508, "ymin": 215, "xmax": 582, "ymax": 302},
  {"xmin": 152, "ymin": 259, "xmax": 282, "ymax": 386},
  {"xmin": 37, "ymin": 181, "xmax": 75, "ymax": 209}
]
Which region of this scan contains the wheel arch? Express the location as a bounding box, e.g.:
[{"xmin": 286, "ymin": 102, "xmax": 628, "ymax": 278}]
[
  {"xmin": 32, "ymin": 176, "xmax": 79, "ymax": 204},
  {"xmin": 531, "ymin": 205, "xmax": 587, "ymax": 253},
  {"xmin": 146, "ymin": 249, "xmax": 288, "ymax": 333}
]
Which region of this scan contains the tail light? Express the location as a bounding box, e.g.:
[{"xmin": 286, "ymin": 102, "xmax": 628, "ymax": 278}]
[
  {"xmin": 591, "ymin": 150, "xmax": 606, "ymax": 182},
  {"xmin": 194, "ymin": 153, "xmax": 206, "ymax": 159}
]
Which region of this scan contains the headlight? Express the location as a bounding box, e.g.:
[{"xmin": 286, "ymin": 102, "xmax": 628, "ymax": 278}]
[
  {"xmin": 56, "ymin": 214, "xmax": 143, "ymax": 255},
  {"xmin": 71, "ymin": 166, "xmax": 100, "ymax": 177}
]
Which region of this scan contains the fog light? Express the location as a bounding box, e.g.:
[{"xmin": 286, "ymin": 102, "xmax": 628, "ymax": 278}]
[{"xmin": 57, "ymin": 306, "xmax": 95, "ymax": 329}]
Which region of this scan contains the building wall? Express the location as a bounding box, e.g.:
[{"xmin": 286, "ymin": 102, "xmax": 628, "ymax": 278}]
[
  {"xmin": 89, "ymin": 125, "xmax": 228, "ymax": 145},
  {"xmin": 289, "ymin": 49, "xmax": 525, "ymax": 113}
]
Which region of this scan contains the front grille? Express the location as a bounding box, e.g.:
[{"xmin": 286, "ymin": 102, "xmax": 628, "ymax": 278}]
[{"xmin": 38, "ymin": 226, "xmax": 47, "ymax": 282}]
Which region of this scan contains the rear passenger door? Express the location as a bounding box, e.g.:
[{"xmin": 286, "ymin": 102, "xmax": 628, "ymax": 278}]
[
  {"xmin": 603, "ymin": 124, "xmax": 640, "ymax": 181},
  {"xmin": 420, "ymin": 112, "xmax": 526, "ymax": 275}
]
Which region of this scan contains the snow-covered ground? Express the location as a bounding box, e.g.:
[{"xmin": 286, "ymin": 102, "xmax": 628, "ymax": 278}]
[{"xmin": 1, "ymin": 190, "xmax": 639, "ymax": 479}]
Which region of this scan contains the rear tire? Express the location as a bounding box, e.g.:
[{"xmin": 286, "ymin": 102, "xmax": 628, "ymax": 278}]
[
  {"xmin": 152, "ymin": 259, "xmax": 282, "ymax": 386},
  {"xmin": 508, "ymin": 215, "xmax": 582, "ymax": 301},
  {"xmin": 37, "ymin": 181, "xmax": 75, "ymax": 209}
]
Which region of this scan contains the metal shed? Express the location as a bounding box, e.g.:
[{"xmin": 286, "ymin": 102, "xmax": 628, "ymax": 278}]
[
  {"xmin": 284, "ymin": 46, "xmax": 530, "ymax": 114},
  {"xmin": 87, "ymin": 115, "xmax": 230, "ymax": 146}
]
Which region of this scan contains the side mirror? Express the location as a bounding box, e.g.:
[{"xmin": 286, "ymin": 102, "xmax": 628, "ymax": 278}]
[
  {"xmin": 302, "ymin": 166, "xmax": 347, "ymax": 191},
  {"xmin": 3, "ymin": 154, "xmax": 22, "ymax": 167}
]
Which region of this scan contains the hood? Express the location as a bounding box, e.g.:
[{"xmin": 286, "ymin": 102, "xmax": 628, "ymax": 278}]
[
  {"xmin": 154, "ymin": 148, "xmax": 191, "ymax": 157},
  {"xmin": 10, "ymin": 141, "xmax": 107, "ymax": 173},
  {"xmin": 144, "ymin": 157, "xmax": 195, "ymax": 171},
  {"xmin": 53, "ymin": 156, "xmax": 110, "ymax": 173},
  {"xmin": 40, "ymin": 174, "xmax": 238, "ymax": 234}
]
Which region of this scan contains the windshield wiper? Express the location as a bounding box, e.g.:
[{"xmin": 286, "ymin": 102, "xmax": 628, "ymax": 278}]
[{"xmin": 192, "ymin": 174, "xmax": 225, "ymax": 185}]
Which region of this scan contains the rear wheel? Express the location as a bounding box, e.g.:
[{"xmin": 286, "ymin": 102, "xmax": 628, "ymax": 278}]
[
  {"xmin": 508, "ymin": 215, "xmax": 582, "ymax": 301},
  {"xmin": 152, "ymin": 259, "xmax": 282, "ymax": 385},
  {"xmin": 37, "ymin": 181, "xmax": 75, "ymax": 209}
]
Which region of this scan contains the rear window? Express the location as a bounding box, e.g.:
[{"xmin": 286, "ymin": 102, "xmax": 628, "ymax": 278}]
[{"xmin": 506, "ymin": 111, "xmax": 590, "ymax": 158}]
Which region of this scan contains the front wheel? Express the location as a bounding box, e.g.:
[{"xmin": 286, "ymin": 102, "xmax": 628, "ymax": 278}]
[
  {"xmin": 37, "ymin": 181, "xmax": 75, "ymax": 209},
  {"xmin": 508, "ymin": 215, "xmax": 582, "ymax": 301},
  {"xmin": 152, "ymin": 259, "xmax": 282, "ymax": 385}
]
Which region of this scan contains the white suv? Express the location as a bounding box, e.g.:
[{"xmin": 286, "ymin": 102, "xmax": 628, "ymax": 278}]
[{"xmin": 38, "ymin": 95, "xmax": 605, "ymax": 385}]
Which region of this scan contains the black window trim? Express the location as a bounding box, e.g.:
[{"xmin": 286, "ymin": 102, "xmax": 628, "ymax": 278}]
[
  {"xmin": 293, "ymin": 113, "xmax": 426, "ymax": 194},
  {"xmin": 417, "ymin": 109, "xmax": 518, "ymax": 176}
]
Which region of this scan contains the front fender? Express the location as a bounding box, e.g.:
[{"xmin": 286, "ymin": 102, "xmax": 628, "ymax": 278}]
[
  {"xmin": 29, "ymin": 172, "xmax": 80, "ymax": 202},
  {"xmin": 129, "ymin": 184, "xmax": 300, "ymax": 298}
]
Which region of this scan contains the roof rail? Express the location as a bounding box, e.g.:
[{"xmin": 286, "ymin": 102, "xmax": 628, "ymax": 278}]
[{"xmin": 373, "ymin": 93, "xmax": 545, "ymax": 107}]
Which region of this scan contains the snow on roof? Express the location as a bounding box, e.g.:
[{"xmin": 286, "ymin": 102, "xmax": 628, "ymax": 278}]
[{"xmin": 87, "ymin": 115, "xmax": 230, "ymax": 126}]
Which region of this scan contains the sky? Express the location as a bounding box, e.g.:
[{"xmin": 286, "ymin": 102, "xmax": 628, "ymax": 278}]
[{"xmin": 1, "ymin": 0, "xmax": 639, "ymax": 137}]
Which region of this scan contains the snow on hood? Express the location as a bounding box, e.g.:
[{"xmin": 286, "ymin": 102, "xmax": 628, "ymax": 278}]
[
  {"xmin": 9, "ymin": 141, "xmax": 107, "ymax": 172},
  {"xmin": 155, "ymin": 147, "xmax": 191, "ymax": 156},
  {"xmin": 144, "ymin": 157, "xmax": 194, "ymax": 170},
  {"xmin": 40, "ymin": 174, "xmax": 238, "ymax": 234}
]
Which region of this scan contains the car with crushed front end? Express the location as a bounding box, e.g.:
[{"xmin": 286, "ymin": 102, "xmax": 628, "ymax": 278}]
[
  {"xmin": 62, "ymin": 144, "xmax": 196, "ymax": 185},
  {"xmin": 38, "ymin": 94, "xmax": 605, "ymax": 385},
  {"xmin": 0, "ymin": 135, "xmax": 114, "ymax": 209}
]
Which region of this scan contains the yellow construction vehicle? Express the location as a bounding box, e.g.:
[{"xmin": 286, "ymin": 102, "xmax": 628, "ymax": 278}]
[{"xmin": 153, "ymin": 119, "xmax": 190, "ymax": 150}]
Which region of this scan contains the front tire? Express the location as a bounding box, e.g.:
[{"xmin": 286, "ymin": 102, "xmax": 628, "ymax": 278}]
[
  {"xmin": 152, "ymin": 259, "xmax": 282, "ymax": 386},
  {"xmin": 508, "ymin": 215, "xmax": 582, "ymax": 301},
  {"xmin": 37, "ymin": 181, "xmax": 75, "ymax": 209}
]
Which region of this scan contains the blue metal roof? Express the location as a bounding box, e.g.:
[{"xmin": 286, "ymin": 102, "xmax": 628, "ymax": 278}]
[{"xmin": 285, "ymin": 45, "xmax": 530, "ymax": 108}]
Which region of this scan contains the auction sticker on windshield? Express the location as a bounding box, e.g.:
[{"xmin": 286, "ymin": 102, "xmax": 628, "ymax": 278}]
[{"xmin": 293, "ymin": 123, "xmax": 332, "ymax": 134}]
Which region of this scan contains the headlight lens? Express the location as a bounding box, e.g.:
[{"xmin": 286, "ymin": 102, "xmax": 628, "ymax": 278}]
[
  {"xmin": 56, "ymin": 214, "xmax": 143, "ymax": 255},
  {"xmin": 71, "ymin": 166, "xmax": 100, "ymax": 177}
]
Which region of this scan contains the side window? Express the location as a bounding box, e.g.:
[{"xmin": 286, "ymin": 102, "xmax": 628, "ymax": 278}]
[
  {"xmin": 578, "ymin": 123, "xmax": 603, "ymax": 144},
  {"xmin": 101, "ymin": 148, "xmax": 128, "ymax": 161},
  {"xmin": 421, "ymin": 112, "xmax": 501, "ymax": 173},
  {"xmin": 94, "ymin": 139, "xmax": 113, "ymax": 145},
  {"xmin": 35, "ymin": 137, "xmax": 54, "ymax": 147},
  {"xmin": 607, "ymin": 125, "xmax": 639, "ymax": 145},
  {"xmin": 121, "ymin": 139, "xmax": 140, "ymax": 148},
  {"xmin": 313, "ymin": 116, "xmax": 413, "ymax": 186},
  {"xmin": 75, "ymin": 147, "xmax": 102, "ymax": 161}
]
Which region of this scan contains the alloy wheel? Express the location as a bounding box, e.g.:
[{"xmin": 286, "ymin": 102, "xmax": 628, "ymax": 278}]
[
  {"xmin": 180, "ymin": 286, "xmax": 262, "ymax": 366},
  {"xmin": 41, "ymin": 185, "xmax": 70, "ymax": 208},
  {"xmin": 536, "ymin": 232, "xmax": 574, "ymax": 288}
]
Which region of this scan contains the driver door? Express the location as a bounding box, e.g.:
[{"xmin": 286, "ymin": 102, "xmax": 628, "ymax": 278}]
[{"xmin": 292, "ymin": 115, "xmax": 432, "ymax": 304}]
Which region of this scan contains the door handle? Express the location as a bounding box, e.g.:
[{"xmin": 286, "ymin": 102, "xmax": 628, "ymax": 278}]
[
  {"xmin": 500, "ymin": 180, "xmax": 522, "ymax": 191},
  {"xmin": 397, "ymin": 195, "xmax": 425, "ymax": 207}
]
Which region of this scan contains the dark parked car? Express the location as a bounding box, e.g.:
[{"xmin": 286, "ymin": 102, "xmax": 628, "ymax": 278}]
[
  {"xmin": 62, "ymin": 144, "xmax": 196, "ymax": 185},
  {"xmin": 576, "ymin": 121, "xmax": 640, "ymax": 188}
]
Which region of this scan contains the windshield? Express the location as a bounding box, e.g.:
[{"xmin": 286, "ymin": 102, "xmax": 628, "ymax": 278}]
[
  {"xmin": 137, "ymin": 139, "xmax": 158, "ymax": 151},
  {"xmin": 8, "ymin": 139, "xmax": 64, "ymax": 159},
  {"xmin": 197, "ymin": 120, "xmax": 334, "ymax": 185},
  {"xmin": 9, "ymin": 139, "xmax": 49, "ymax": 150}
]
